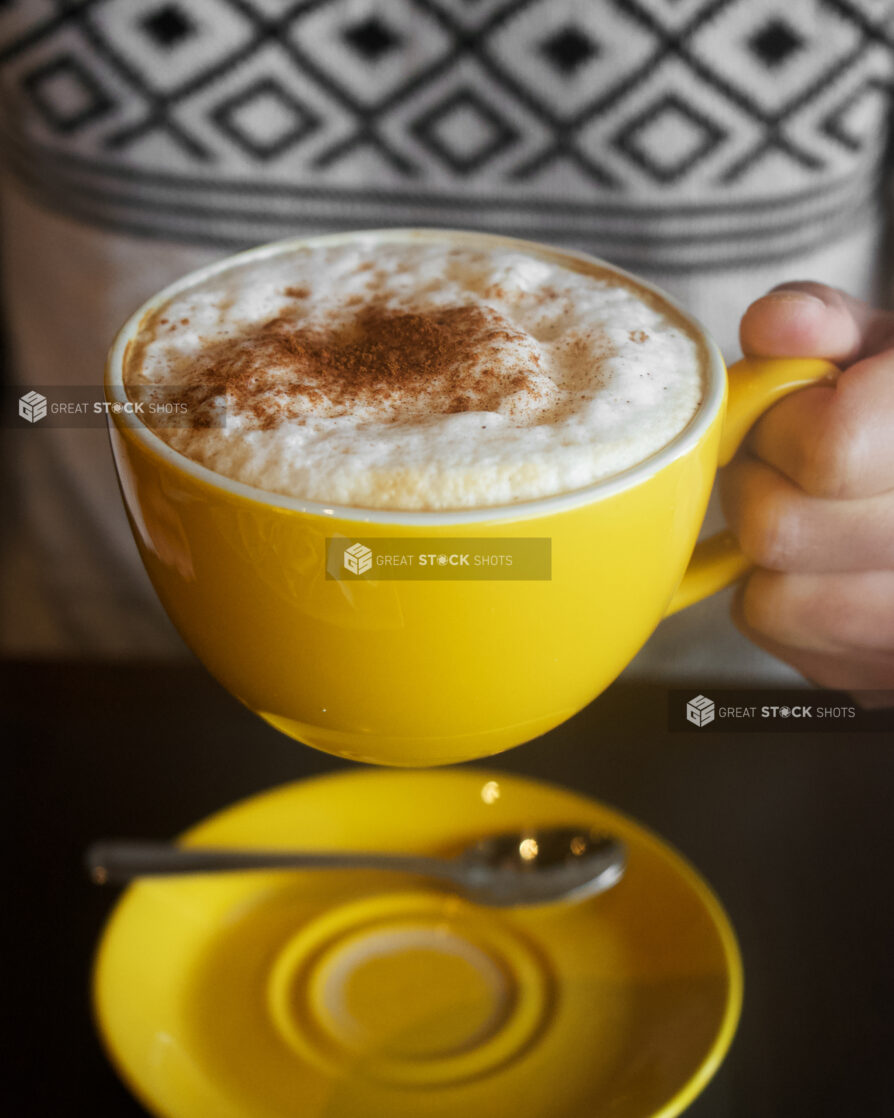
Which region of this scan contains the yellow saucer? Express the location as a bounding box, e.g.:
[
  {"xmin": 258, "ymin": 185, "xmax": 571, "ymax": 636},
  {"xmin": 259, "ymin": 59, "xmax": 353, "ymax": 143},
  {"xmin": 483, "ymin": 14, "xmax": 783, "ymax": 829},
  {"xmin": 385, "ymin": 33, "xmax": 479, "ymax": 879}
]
[{"xmin": 93, "ymin": 770, "xmax": 742, "ymax": 1117}]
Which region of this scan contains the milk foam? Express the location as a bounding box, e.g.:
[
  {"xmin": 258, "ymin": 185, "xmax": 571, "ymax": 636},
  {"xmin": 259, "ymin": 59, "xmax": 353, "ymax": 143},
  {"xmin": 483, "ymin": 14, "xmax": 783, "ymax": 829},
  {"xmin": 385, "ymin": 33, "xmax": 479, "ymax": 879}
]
[{"xmin": 125, "ymin": 237, "xmax": 706, "ymax": 509}]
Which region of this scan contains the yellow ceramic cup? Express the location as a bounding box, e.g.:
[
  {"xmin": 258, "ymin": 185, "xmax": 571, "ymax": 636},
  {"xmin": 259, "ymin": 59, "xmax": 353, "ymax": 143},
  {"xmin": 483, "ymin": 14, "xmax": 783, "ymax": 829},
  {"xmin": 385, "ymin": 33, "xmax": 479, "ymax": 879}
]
[{"xmin": 105, "ymin": 230, "xmax": 836, "ymax": 766}]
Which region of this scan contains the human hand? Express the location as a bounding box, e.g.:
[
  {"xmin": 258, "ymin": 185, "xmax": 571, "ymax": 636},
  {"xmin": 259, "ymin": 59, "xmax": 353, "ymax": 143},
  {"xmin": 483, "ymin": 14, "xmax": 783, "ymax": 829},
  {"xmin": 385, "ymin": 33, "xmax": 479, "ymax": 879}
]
[{"xmin": 720, "ymin": 283, "xmax": 894, "ymax": 699}]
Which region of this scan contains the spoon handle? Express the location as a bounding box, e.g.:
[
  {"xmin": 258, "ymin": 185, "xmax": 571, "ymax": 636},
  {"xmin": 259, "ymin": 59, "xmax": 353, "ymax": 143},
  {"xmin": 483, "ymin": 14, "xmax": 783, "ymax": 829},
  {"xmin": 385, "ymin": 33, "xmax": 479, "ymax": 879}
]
[{"xmin": 86, "ymin": 841, "xmax": 459, "ymax": 885}]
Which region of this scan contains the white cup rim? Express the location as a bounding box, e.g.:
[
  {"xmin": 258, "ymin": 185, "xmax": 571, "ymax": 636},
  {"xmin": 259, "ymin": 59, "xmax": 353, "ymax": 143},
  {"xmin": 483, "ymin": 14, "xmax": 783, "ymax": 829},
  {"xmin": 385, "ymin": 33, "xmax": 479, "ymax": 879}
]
[{"xmin": 105, "ymin": 228, "xmax": 726, "ymax": 526}]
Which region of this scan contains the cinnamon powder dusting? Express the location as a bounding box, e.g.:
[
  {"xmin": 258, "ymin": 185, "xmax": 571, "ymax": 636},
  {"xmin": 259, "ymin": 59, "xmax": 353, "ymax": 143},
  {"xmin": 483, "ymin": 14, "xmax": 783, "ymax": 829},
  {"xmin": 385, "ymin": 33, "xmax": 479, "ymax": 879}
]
[{"xmin": 173, "ymin": 303, "xmax": 537, "ymax": 428}]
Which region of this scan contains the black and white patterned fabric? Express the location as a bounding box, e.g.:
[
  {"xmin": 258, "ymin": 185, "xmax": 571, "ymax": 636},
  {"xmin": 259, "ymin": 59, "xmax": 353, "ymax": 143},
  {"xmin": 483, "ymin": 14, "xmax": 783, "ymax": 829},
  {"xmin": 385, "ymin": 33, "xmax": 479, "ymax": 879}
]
[{"xmin": 1, "ymin": 0, "xmax": 892, "ymax": 271}]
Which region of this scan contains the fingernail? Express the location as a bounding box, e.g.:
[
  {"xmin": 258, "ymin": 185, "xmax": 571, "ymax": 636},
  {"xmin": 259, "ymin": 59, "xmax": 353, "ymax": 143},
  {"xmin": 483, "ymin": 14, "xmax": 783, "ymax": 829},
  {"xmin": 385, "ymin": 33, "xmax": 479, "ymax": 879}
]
[{"xmin": 762, "ymin": 291, "xmax": 826, "ymax": 312}]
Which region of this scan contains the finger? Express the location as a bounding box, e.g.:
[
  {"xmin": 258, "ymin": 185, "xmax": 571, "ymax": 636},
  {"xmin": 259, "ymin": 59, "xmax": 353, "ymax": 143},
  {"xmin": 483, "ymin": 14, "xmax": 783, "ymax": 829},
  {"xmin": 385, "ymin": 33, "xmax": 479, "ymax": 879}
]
[
  {"xmin": 743, "ymin": 348, "xmax": 894, "ymax": 499},
  {"xmin": 739, "ymin": 281, "xmax": 894, "ymax": 364},
  {"xmin": 735, "ymin": 568, "xmax": 894, "ymax": 652},
  {"xmin": 731, "ymin": 571, "xmax": 894, "ymax": 693},
  {"xmin": 720, "ymin": 457, "xmax": 894, "ymax": 572},
  {"xmin": 731, "ymin": 626, "xmax": 894, "ymax": 695}
]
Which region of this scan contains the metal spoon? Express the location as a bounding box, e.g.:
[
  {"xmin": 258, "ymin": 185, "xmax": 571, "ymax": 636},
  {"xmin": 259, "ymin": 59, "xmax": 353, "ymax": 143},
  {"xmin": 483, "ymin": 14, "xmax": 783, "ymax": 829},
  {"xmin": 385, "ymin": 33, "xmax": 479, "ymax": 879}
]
[{"xmin": 86, "ymin": 827, "xmax": 626, "ymax": 907}]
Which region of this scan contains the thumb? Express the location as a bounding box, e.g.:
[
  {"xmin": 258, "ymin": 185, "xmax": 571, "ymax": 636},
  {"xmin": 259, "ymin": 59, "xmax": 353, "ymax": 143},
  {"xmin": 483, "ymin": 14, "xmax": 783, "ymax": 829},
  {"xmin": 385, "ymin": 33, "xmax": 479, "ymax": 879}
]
[{"xmin": 739, "ymin": 281, "xmax": 894, "ymax": 364}]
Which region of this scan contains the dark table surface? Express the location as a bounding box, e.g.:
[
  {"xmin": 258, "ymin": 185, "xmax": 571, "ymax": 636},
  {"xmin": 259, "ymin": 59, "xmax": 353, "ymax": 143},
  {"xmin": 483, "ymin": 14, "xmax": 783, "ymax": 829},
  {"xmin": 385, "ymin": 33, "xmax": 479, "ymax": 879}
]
[{"xmin": 6, "ymin": 660, "xmax": 894, "ymax": 1118}]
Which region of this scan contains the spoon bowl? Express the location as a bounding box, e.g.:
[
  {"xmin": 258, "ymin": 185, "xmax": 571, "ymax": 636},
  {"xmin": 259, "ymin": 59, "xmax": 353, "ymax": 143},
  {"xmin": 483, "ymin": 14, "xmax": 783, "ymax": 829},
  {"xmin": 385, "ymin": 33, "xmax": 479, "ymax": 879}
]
[
  {"xmin": 458, "ymin": 827, "xmax": 627, "ymax": 905},
  {"xmin": 87, "ymin": 825, "xmax": 627, "ymax": 907}
]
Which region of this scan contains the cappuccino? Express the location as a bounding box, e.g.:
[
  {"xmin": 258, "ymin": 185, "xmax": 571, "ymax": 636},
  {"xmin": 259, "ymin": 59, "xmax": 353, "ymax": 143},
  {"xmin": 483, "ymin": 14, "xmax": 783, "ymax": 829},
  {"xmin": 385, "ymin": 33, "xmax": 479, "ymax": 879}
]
[{"xmin": 124, "ymin": 234, "xmax": 706, "ymax": 509}]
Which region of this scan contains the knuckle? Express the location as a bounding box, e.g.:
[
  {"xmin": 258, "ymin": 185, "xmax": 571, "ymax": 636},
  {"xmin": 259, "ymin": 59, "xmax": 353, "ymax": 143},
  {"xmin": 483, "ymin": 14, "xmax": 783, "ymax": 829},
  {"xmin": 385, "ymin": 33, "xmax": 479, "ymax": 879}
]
[
  {"xmin": 800, "ymin": 414, "xmax": 862, "ymax": 498},
  {"xmin": 739, "ymin": 571, "xmax": 792, "ymax": 641},
  {"xmin": 737, "ymin": 488, "xmax": 801, "ymax": 570}
]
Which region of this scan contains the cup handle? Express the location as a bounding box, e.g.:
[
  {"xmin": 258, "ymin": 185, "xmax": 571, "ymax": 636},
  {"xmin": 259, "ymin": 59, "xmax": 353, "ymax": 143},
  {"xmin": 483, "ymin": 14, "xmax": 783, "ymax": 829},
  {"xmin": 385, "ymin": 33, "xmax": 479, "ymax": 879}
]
[{"xmin": 665, "ymin": 356, "xmax": 839, "ymax": 616}]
